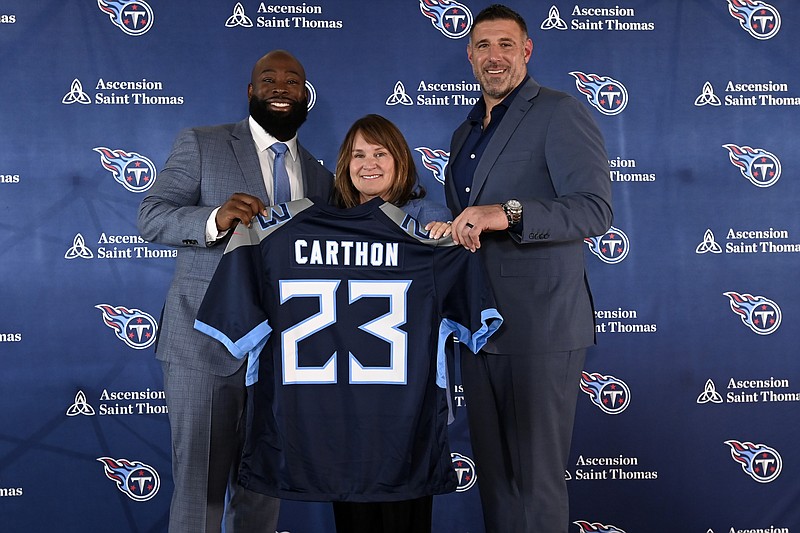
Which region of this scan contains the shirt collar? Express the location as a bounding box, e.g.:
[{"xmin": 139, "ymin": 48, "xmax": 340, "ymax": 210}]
[
  {"xmin": 467, "ymin": 75, "xmax": 531, "ymax": 124},
  {"xmin": 248, "ymin": 116, "xmax": 298, "ymax": 160}
]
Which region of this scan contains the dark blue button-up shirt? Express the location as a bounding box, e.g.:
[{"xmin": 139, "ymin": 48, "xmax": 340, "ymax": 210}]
[{"xmin": 450, "ymin": 76, "xmax": 529, "ymax": 209}]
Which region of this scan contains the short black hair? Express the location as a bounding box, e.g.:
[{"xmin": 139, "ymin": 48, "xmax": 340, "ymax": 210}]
[{"xmin": 471, "ymin": 4, "xmax": 528, "ymax": 37}]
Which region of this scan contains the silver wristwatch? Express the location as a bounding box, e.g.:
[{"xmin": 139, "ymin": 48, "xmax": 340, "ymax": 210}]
[{"xmin": 502, "ymin": 199, "xmax": 523, "ymax": 228}]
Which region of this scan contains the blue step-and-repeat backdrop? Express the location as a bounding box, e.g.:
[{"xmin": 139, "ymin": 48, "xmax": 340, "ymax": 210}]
[{"xmin": 1, "ymin": 1, "xmax": 799, "ymax": 532}]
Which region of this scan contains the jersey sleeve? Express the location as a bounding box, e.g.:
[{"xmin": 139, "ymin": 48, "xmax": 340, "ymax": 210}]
[
  {"xmin": 194, "ymin": 225, "xmax": 271, "ymax": 385},
  {"xmin": 434, "ymin": 245, "xmax": 503, "ymax": 388}
]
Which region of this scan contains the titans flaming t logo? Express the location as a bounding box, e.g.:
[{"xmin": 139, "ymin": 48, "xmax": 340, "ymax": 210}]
[
  {"xmin": 569, "ymin": 72, "xmax": 628, "ymax": 115},
  {"xmin": 723, "ymin": 292, "xmax": 781, "ymax": 335},
  {"xmin": 419, "ymin": 0, "xmax": 473, "ymax": 39},
  {"xmin": 724, "ymin": 440, "xmax": 782, "ymax": 483},
  {"xmin": 415, "ymin": 147, "xmax": 450, "ymax": 185},
  {"xmin": 722, "ymin": 144, "xmax": 781, "ymax": 188},
  {"xmin": 94, "ymin": 147, "xmax": 157, "ymax": 193},
  {"xmin": 96, "ymin": 304, "xmax": 158, "ymax": 349},
  {"xmin": 580, "ymin": 372, "xmax": 630, "ymax": 415},
  {"xmin": 727, "ymin": 0, "xmax": 781, "ymax": 40},
  {"xmin": 584, "ymin": 226, "xmax": 629, "ymax": 264},
  {"xmin": 98, "ymin": 457, "xmax": 161, "ymax": 500},
  {"xmin": 97, "ymin": 0, "xmax": 154, "ymax": 36},
  {"xmin": 574, "ymin": 521, "xmax": 627, "ymax": 533}
]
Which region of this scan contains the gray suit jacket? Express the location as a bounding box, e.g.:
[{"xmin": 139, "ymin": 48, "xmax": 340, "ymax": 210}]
[
  {"xmin": 445, "ymin": 77, "xmax": 613, "ymax": 355},
  {"xmin": 139, "ymin": 118, "xmax": 333, "ymax": 376}
]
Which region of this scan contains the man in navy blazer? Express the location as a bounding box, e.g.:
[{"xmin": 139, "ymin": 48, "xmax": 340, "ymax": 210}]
[
  {"xmin": 138, "ymin": 50, "xmax": 332, "ymax": 533},
  {"xmin": 444, "ymin": 5, "xmax": 613, "ymax": 532}
]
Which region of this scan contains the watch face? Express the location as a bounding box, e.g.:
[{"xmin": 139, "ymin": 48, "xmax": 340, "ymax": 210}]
[{"xmin": 506, "ymin": 200, "xmax": 522, "ymax": 213}]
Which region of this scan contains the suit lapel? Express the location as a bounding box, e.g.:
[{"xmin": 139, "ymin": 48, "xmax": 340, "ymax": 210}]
[
  {"xmin": 230, "ymin": 119, "xmax": 269, "ymax": 202},
  {"xmin": 467, "ymin": 78, "xmax": 539, "ymax": 206}
]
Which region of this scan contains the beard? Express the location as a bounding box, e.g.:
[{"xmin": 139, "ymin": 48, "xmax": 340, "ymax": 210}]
[
  {"xmin": 249, "ymin": 95, "xmax": 309, "ymax": 141},
  {"xmin": 474, "ymin": 67, "xmax": 515, "ymax": 101},
  {"xmin": 472, "ymin": 58, "xmax": 526, "ymax": 102}
]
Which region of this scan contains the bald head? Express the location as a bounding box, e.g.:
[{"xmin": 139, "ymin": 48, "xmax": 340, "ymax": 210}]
[
  {"xmin": 251, "ymin": 50, "xmax": 305, "ymax": 86},
  {"xmin": 247, "ymin": 50, "xmax": 309, "ymax": 141}
]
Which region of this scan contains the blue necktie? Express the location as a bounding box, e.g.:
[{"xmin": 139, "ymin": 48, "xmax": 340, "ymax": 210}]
[{"xmin": 269, "ymin": 142, "xmax": 291, "ymax": 205}]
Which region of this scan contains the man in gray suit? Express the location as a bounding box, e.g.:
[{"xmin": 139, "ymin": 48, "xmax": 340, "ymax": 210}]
[
  {"xmin": 138, "ymin": 50, "xmax": 332, "ymax": 533},
  {"xmin": 444, "ymin": 5, "xmax": 613, "ymax": 532}
]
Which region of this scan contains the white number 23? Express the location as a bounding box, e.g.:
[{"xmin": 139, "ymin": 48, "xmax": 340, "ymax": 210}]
[{"xmin": 279, "ymin": 279, "xmax": 411, "ymax": 385}]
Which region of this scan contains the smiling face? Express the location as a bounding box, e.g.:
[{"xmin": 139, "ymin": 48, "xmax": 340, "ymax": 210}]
[
  {"xmin": 333, "ymin": 114, "xmax": 418, "ymax": 209},
  {"xmin": 349, "ymin": 131, "xmax": 397, "ymax": 204},
  {"xmin": 467, "ymin": 18, "xmax": 532, "ymax": 107},
  {"xmin": 247, "ymin": 50, "xmax": 308, "ymax": 140}
]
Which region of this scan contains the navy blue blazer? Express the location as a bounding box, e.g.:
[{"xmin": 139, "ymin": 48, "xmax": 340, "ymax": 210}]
[{"xmin": 445, "ymin": 77, "xmax": 613, "ymax": 355}]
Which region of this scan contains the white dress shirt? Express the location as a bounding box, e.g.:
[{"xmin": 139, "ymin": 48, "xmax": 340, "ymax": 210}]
[{"xmin": 205, "ymin": 116, "xmax": 304, "ymax": 243}]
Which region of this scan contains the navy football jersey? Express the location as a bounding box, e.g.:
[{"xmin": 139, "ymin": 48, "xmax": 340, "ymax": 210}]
[{"xmin": 195, "ymin": 198, "xmax": 501, "ymax": 502}]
